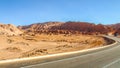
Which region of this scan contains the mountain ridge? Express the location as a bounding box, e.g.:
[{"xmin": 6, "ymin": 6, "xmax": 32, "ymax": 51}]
[
  {"xmin": 1, "ymin": 21, "xmax": 119, "ymax": 35},
  {"xmin": 18, "ymin": 21, "xmax": 116, "ymax": 35}
]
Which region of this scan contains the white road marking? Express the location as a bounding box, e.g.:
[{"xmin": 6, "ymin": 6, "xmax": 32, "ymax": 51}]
[{"xmin": 103, "ymin": 58, "xmax": 120, "ymax": 68}]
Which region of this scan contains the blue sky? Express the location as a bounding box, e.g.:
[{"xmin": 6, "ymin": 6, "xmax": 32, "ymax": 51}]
[{"xmin": 0, "ymin": 0, "xmax": 120, "ymax": 25}]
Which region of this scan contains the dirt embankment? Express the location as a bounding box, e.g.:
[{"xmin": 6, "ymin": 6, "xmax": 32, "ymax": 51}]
[
  {"xmin": 0, "ymin": 34, "xmax": 114, "ymax": 60},
  {"xmin": 103, "ymin": 37, "xmax": 115, "ymax": 45}
]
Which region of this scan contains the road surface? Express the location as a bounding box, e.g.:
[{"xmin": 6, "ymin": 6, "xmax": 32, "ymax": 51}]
[{"xmin": 0, "ymin": 36, "xmax": 120, "ymax": 68}]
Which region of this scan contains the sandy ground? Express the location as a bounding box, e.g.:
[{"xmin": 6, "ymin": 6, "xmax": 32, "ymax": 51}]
[{"xmin": 0, "ymin": 34, "xmax": 110, "ymax": 60}]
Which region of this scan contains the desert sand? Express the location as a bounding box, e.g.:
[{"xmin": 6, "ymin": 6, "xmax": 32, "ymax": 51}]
[{"xmin": 0, "ymin": 34, "xmax": 114, "ymax": 60}]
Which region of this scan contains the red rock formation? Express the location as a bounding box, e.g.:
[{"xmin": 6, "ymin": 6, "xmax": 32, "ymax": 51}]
[{"xmin": 18, "ymin": 21, "xmax": 114, "ymax": 35}]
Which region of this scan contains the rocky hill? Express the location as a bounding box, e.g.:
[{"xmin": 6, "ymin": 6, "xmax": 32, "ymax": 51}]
[
  {"xmin": 107, "ymin": 23, "xmax": 120, "ymax": 29},
  {"xmin": 18, "ymin": 21, "xmax": 114, "ymax": 35},
  {"xmin": 50, "ymin": 22, "xmax": 113, "ymax": 34},
  {"xmin": 0, "ymin": 23, "xmax": 22, "ymax": 35},
  {"xmin": 107, "ymin": 23, "xmax": 120, "ymax": 34},
  {"xmin": 18, "ymin": 22, "xmax": 63, "ymax": 31}
]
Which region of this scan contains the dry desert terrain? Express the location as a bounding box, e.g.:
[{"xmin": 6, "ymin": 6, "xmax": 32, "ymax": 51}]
[{"xmin": 0, "ymin": 34, "xmax": 114, "ymax": 60}]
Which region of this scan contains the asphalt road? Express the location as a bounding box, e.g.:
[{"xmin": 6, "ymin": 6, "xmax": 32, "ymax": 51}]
[
  {"xmin": 0, "ymin": 36, "xmax": 120, "ymax": 68},
  {"xmin": 22, "ymin": 36, "xmax": 120, "ymax": 68}
]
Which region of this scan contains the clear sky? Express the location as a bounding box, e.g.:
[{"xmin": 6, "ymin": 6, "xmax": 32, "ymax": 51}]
[{"xmin": 0, "ymin": 0, "xmax": 120, "ymax": 25}]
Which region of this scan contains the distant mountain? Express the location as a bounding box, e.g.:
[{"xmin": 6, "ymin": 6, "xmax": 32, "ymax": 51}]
[
  {"xmin": 108, "ymin": 23, "xmax": 120, "ymax": 29},
  {"xmin": 18, "ymin": 22, "xmax": 63, "ymax": 31},
  {"xmin": 0, "ymin": 24, "xmax": 22, "ymax": 35},
  {"xmin": 107, "ymin": 23, "xmax": 120, "ymax": 34},
  {"xmin": 18, "ymin": 21, "xmax": 114, "ymax": 35},
  {"xmin": 50, "ymin": 22, "xmax": 113, "ymax": 34}
]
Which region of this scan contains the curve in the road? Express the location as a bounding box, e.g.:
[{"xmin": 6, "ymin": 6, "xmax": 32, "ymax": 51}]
[{"xmin": 0, "ymin": 36, "xmax": 119, "ymax": 68}]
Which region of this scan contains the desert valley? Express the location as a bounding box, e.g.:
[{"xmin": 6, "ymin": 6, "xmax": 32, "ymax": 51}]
[{"xmin": 0, "ymin": 22, "xmax": 118, "ymax": 60}]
